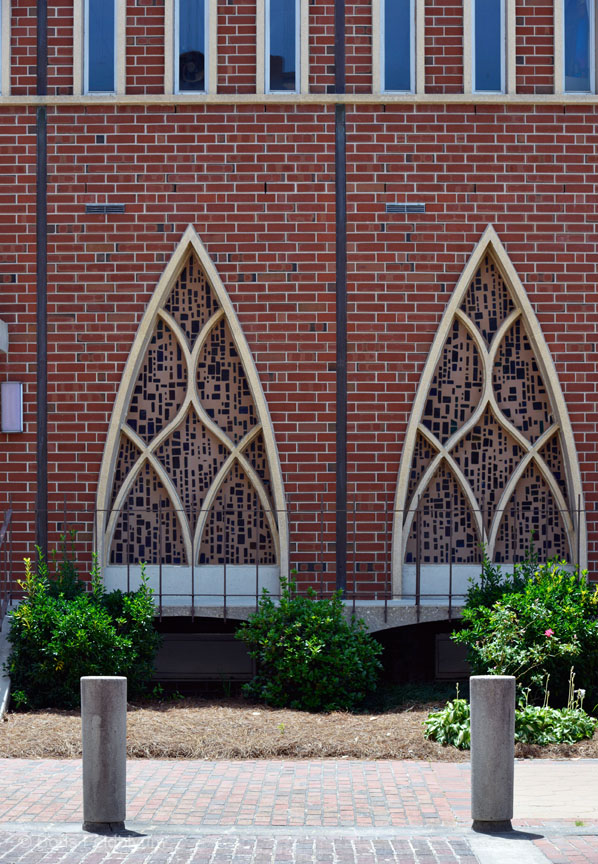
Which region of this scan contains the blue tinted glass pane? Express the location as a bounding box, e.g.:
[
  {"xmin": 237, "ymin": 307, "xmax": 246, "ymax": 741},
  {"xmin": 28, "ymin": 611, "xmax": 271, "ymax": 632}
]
[
  {"xmin": 384, "ymin": 0, "xmax": 412, "ymax": 91},
  {"xmin": 565, "ymin": 0, "xmax": 591, "ymax": 91},
  {"xmin": 179, "ymin": 0, "xmax": 206, "ymax": 91},
  {"xmin": 474, "ymin": 0, "xmax": 502, "ymax": 91},
  {"xmin": 88, "ymin": 0, "xmax": 115, "ymax": 92},
  {"xmin": 269, "ymin": 0, "xmax": 296, "ymax": 91}
]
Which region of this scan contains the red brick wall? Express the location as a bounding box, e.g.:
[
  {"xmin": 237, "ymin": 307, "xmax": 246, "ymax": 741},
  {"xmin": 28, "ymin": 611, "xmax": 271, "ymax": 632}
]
[
  {"xmin": 308, "ymin": 0, "xmax": 334, "ymax": 94},
  {"xmin": 10, "ymin": 0, "xmax": 36, "ymax": 96},
  {"xmin": 1, "ymin": 0, "xmax": 597, "ymax": 592},
  {"xmin": 425, "ymin": 0, "xmax": 463, "ymax": 93},
  {"xmin": 126, "ymin": 0, "xmax": 165, "ymax": 95},
  {"xmin": 516, "ymin": 0, "xmax": 555, "ymax": 95},
  {"xmin": 218, "ymin": 0, "xmax": 257, "ymax": 94},
  {"xmin": 346, "ymin": 0, "xmax": 372, "ymax": 93},
  {"xmin": 48, "ymin": 0, "xmax": 74, "ymax": 96}
]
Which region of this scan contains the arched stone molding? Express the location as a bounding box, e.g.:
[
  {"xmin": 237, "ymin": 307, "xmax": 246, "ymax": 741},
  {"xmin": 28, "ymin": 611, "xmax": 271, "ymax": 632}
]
[
  {"xmin": 392, "ymin": 225, "xmax": 586, "ymax": 599},
  {"xmin": 96, "ymin": 225, "xmax": 288, "ymax": 602}
]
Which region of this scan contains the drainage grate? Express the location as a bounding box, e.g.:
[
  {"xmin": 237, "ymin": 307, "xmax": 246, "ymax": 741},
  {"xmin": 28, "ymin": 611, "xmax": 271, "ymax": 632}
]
[
  {"xmin": 85, "ymin": 204, "xmax": 126, "ymax": 214},
  {"xmin": 385, "ymin": 202, "xmax": 426, "ymax": 214}
]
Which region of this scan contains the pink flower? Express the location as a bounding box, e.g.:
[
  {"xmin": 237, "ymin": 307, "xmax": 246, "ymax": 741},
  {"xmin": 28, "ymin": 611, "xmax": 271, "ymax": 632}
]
[{"xmin": 545, "ymin": 629, "xmax": 554, "ymax": 638}]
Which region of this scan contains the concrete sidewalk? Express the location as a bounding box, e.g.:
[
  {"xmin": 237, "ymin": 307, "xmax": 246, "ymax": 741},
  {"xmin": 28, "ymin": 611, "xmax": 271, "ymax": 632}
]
[{"xmin": 0, "ymin": 759, "xmax": 595, "ymax": 863}]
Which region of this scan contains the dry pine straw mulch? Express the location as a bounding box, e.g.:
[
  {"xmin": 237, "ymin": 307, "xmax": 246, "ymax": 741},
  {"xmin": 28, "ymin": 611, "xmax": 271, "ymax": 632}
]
[{"xmin": 2, "ymin": 698, "xmax": 598, "ymax": 760}]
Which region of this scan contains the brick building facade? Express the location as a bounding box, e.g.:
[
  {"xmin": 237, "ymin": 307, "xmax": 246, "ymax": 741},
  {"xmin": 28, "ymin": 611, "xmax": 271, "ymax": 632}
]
[{"xmin": 0, "ymin": 0, "xmax": 596, "ymax": 650}]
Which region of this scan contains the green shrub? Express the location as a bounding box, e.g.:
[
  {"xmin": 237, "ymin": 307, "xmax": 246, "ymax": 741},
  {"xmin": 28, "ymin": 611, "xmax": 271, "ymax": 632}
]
[
  {"xmin": 453, "ymin": 559, "xmax": 598, "ymax": 707},
  {"xmin": 464, "ymin": 548, "xmax": 533, "ymax": 610},
  {"xmin": 424, "ymin": 698, "xmax": 597, "ymax": 749},
  {"xmin": 7, "ymin": 553, "xmax": 160, "ymax": 709},
  {"xmin": 424, "ymin": 691, "xmax": 471, "ymax": 749},
  {"xmin": 425, "ymin": 675, "xmax": 597, "ymax": 749},
  {"xmin": 46, "ymin": 532, "xmax": 87, "ymax": 600},
  {"xmin": 235, "ymin": 578, "xmax": 383, "ymax": 712},
  {"xmin": 515, "ymin": 704, "xmax": 597, "ymax": 744}
]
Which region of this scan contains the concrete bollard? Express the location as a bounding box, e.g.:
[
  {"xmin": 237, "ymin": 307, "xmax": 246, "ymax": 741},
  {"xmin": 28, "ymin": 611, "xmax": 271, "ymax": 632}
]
[
  {"xmin": 81, "ymin": 676, "xmax": 127, "ymax": 833},
  {"xmin": 470, "ymin": 675, "xmax": 515, "ymax": 833}
]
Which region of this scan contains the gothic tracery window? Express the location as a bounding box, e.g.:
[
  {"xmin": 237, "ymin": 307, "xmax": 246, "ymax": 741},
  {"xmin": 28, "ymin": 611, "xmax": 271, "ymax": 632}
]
[
  {"xmin": 393, "ymin": 227, "xmax": 586, "ymax": 596},
  {"xmin": 97, "ymin": 227, "xmax": 286, "ymax": 575}
]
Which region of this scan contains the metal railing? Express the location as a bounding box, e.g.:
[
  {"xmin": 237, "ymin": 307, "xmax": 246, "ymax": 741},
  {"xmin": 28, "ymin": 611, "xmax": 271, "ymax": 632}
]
[
  {"xmin": 0, "ymin": 496, "xmax": 13, "ymax": 629},
  {"xmin": 0, "ymin": 495, "xmax": 585, "ymax": 625}
]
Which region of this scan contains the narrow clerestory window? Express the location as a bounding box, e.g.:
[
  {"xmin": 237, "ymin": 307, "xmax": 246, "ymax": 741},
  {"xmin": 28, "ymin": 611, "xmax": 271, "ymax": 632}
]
[
  {"xmin": 472, "ymin": 0, "xmax": 505, "ymax": 92},
  {"xmin": 266, "ymin": 0, "xmax": 299, "ymax": 93},
  {"xmin": 382, "ymin": 0, "xmax": 415, "ymax": 93},
  {"xmin": 175, "ymin": 0, "xmax": 208, "ymax": 93},
  {"xmin": 564, "ymin": 0, "xmax": 594, "ymax": 92},
  {"xmin": 85, "ymin": 0, "xmax": 116, "ymax": 93}
]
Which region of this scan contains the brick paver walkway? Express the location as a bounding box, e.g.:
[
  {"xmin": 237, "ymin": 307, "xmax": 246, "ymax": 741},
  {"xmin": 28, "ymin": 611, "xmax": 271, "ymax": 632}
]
[
  {"xmin": 0, "ymin": 759, "xmax": 471, "ymax": 826},
  {"xmin": 0, "ymin": 759, "xmax": 594, "ymax": 863}
]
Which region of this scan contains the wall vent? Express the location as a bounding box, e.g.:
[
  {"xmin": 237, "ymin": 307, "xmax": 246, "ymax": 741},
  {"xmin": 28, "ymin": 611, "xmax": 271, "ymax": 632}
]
[
  {"xmin": 85, "ymin": 204, "xmax": 126, "ymax": 214},
  {"xmin": 386, "ymin": 202, "xmax": 426, "ymax": 214}
]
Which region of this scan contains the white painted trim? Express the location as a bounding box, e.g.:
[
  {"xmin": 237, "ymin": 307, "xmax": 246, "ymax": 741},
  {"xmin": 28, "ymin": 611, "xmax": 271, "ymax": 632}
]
[
  {"xmin": 73, "ymin": 0, "xmax": 83, "ymax": 95},
  {"xmin": 164, "ymin": 0, "xmax": 174, "ymax": 94},
  {"xmin": 1, "ymin": 0, "xmax": 10, "ymax": 97},
  {"xmin": 96, "ymin": 225, "xmax": 289, "ymax": 581},
  {"xmin": 463, "ymin": 0, "xmax": 473, "ymax": 94},
  {"xmin": 415, "ymin": 0, "xmax": 425, "ymax": 93},
  {"xmin": 372, "ymin": 0, "xmax": 382, "ymax": 94},
  {"xmin": 392, "ymin": 225, "xmax": 588, "ymax": 596},
  {"xmin": 116, "ymin": 0, "xmax": 126, "ymax": 95},
  {"xmin": 208, "ymin": 0, "xmax": 217, "ymax": 94},
  {"xmin": 506, "ymin": 0, "xmax": 516, "ymax": 94},
  {"xmin": 300, "ymin": 0, "xmax": 308, "ymax": 94},
  {"xmin": 256, "ymin": 0, "xmax": 265, "ymax": 95},
  {"xmin": 554, "ymin": 0, "xmax": 564, "ymax": 93},
  {"xmin": 174, "ymin": 0, "xmax": 180, "ymax": 91},
  {"xmin": 11, "ymin": 91, "xmax": 598, "ymax": 105}
]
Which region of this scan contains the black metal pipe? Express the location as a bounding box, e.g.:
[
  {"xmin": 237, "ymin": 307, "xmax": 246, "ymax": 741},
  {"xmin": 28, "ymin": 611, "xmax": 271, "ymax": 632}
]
[
  {"xmin": 334, "ymin": 0, "xmax": 347, "ymax": 593},
  {"xmin": 335, "ymin": 103, "xmax": 347, "ymax": 594},
  {"xmin": 36, "ymin": 0, "xmax": 48, "ymax": 557}
]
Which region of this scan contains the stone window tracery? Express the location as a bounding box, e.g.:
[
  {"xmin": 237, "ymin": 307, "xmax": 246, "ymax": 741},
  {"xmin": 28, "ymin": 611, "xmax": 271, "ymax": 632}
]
[
  {"xmin": 96, "ymin": 226, "xmax": 287, "ymax": 572},
  {"xmin": 393, "ymin": 226, "xmax": 586, "ymax": 594}
]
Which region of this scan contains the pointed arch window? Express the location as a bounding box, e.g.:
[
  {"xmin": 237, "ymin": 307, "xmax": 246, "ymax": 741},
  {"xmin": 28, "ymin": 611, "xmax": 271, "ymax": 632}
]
[
  {"xmin": 96, "ymin": 226, "xmax": 288, "ymax": 604},
  {"xmin": 392, "ymin": 226, "xmax": 586, "ymax": 599}
]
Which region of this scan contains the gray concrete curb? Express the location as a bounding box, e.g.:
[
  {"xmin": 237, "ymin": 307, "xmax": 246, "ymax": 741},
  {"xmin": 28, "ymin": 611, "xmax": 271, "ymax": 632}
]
[{"xmin": 0, "ymin": 612, "xmax": 11, "ymax": 719}]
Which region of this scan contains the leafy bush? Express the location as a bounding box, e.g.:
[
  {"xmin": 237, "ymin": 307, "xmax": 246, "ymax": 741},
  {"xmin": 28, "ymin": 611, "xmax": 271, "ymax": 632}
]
[
  {"xmin": 46, "ymin": 532, "xmax": 87, "ymax": 600},
  {"xmin": 424, "ymin": 691, "xmax": 471, "ymax": 749},
  {"xmin": 7, "ymin": 553, "xmax": 160, "ymax": 709},
  {"xmin": 424, "ymin": 680, "xmax": 597, "ymax": 749},
  {"xmin": 236, "ymin": 578, "xmax": 383, "ymax": 712},
  {"xmin": 453, "ymin": 559, "xmax": 598, "ymax": 707},
  {"xmin": 515, "ymin": 705, "xmax": 597, "ymax": 744},
  {"xmin": 464, "ymin": 549, "xmax": 532, "ymax": 610}
]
